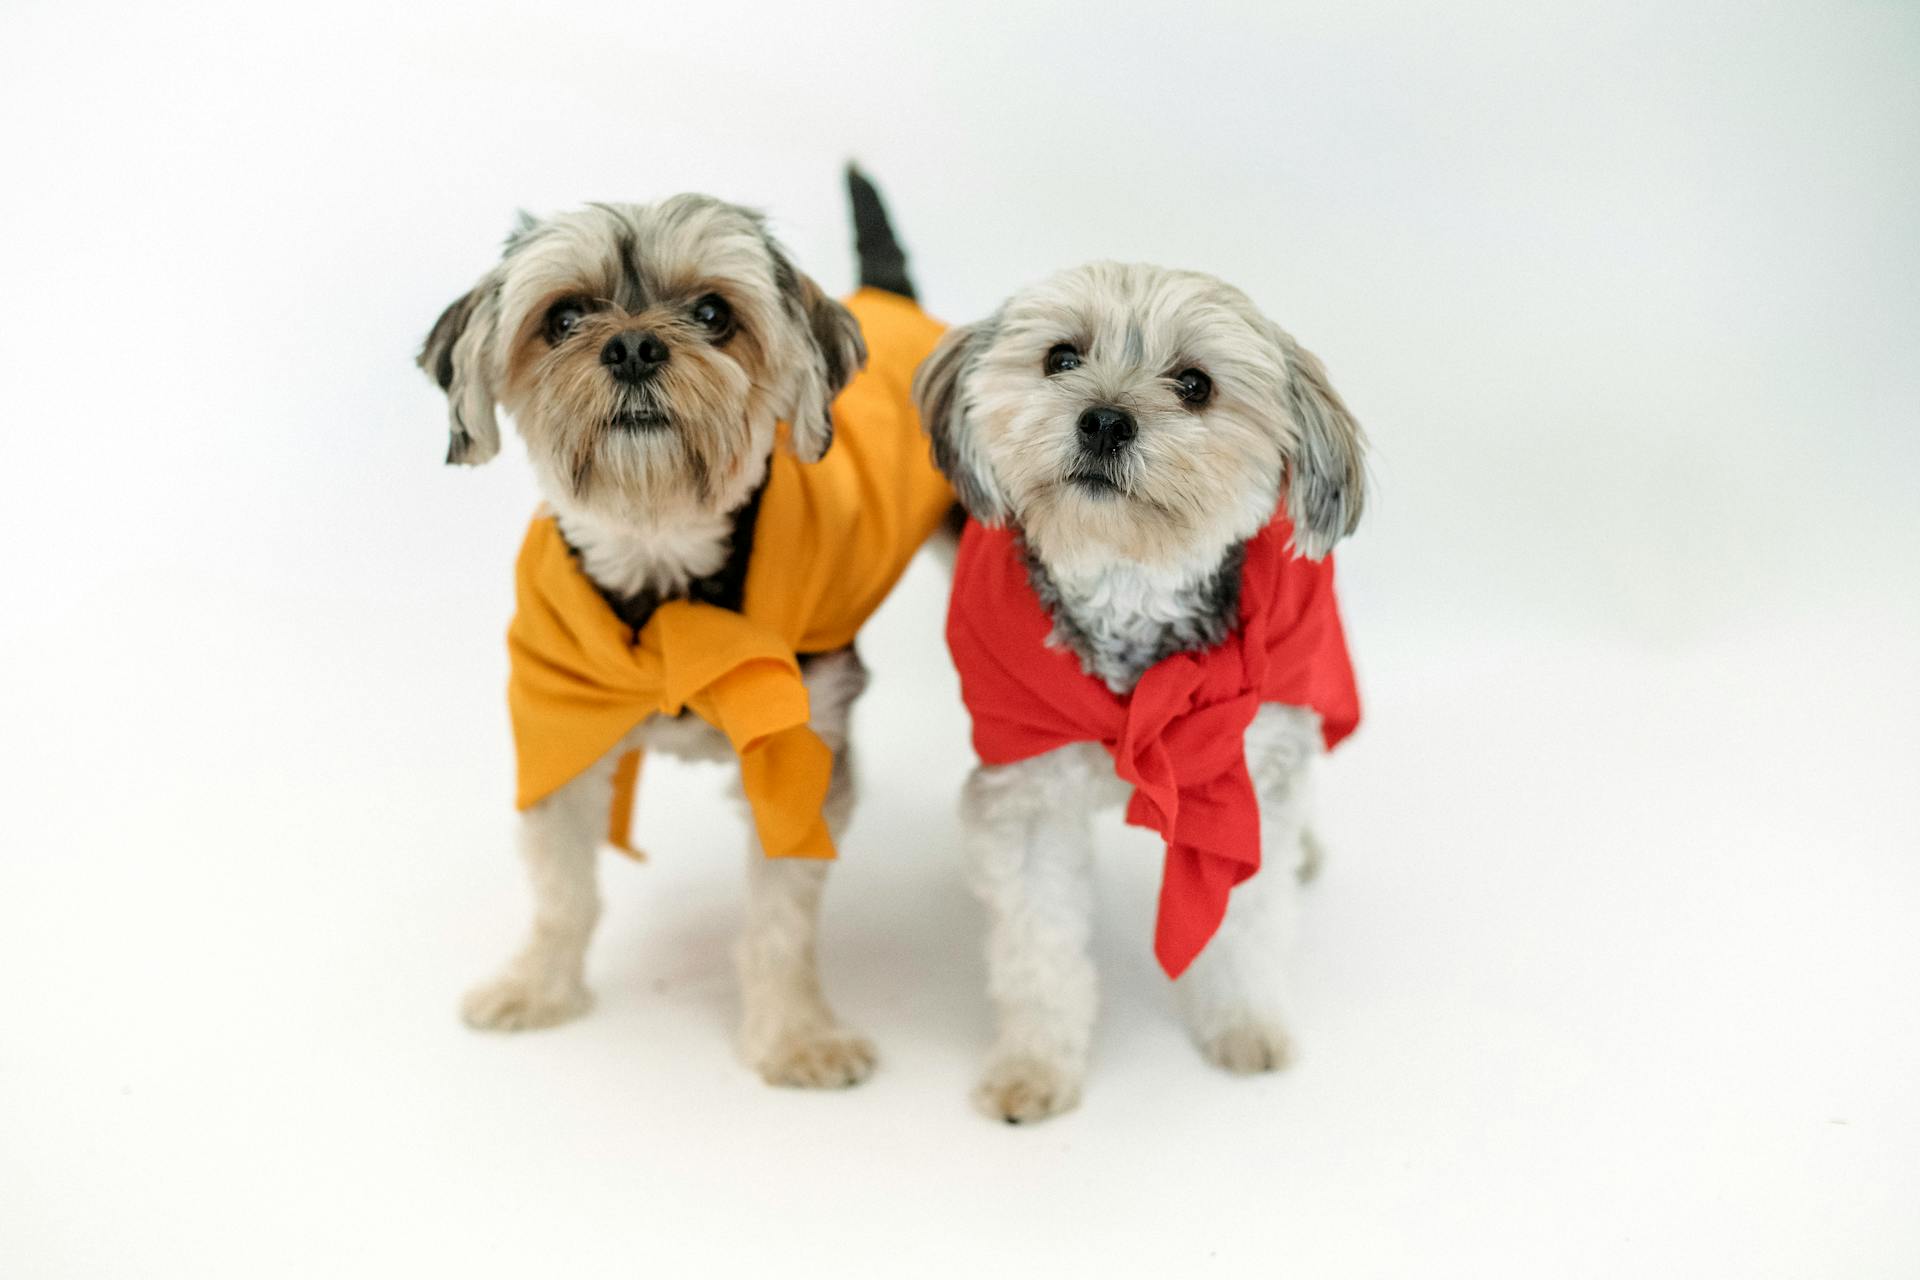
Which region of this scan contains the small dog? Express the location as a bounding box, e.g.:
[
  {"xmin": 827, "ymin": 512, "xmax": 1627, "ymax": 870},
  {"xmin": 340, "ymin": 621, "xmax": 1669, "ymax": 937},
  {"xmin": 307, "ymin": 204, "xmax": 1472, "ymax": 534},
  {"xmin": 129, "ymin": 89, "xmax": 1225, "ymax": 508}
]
[
  {"xmin": 914, "ymin": 262, "xmax": 1368, "ymax": 1122},
  {"xmin": 419, "ymin": 169, "xmax": 951, "ymax": 1086}
]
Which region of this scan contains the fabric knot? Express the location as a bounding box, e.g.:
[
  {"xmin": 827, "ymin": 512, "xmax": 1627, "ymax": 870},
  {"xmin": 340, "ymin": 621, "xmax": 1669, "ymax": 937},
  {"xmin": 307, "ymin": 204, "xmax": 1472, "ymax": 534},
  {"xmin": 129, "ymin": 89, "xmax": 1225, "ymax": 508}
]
[{"xmin": 948, "ymin": 516, "xmax": 1360, "ymax": 977}]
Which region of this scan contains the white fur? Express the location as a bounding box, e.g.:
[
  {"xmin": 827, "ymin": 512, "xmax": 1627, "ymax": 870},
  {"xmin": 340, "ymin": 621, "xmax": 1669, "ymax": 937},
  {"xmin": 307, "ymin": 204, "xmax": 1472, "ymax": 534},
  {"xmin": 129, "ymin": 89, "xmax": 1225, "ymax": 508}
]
[
  {"xmin": 915, "ymin": 261, "xmax": 1366, "ymax": 1122},
  {"xmin": 552, "ymin": 484, "xmax": 756, "ymax": 602},
  {"xmin": 462, "ymin": 649, "xmax": 875, "ymax": 1086},
  {"xmin": 1040, "ymin": 552, "xmax": 1231, "ymax": 692},
  {"xmin": 914, "ymin": 261, "xmax": 1367, "ymax": 569},
  {"xmin": 430, "ymin": 195, "xmax": 887, "ymax": 1089},
  {"xmin": 964, "ymin": 704, "xmax": 1322, "ymax": 1122}
]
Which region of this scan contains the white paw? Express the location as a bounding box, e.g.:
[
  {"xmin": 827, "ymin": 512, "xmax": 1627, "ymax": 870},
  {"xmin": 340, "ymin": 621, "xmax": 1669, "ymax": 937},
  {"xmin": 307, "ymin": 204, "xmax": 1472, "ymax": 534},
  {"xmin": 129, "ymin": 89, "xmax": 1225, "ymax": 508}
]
[
  {"xmin": 754, "ymin": 1027, "xmax": 877, "ymax": 1088},
  {"xmin": 1200, "ymin": 1020, "xmax": 1295, "ymax": 1075},
  {"xmin": 460, "ymin": 973, "xmax": 592, "ymax": 1031},
  {"xmin": 974, "ymin": 1055, "xmax": 1083, "ymax": 1125}
]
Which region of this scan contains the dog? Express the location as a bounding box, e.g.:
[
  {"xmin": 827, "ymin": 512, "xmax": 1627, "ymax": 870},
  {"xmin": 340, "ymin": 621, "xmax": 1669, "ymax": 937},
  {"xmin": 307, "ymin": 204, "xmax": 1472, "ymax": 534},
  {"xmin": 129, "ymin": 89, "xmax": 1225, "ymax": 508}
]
[
  {"xmin": 913, "ymin": 261, "xmax": 1368, "ymax": 1122},
  {"xmin": 418, "ymin": 168, "xmax": 952, "ymax": 1087}
]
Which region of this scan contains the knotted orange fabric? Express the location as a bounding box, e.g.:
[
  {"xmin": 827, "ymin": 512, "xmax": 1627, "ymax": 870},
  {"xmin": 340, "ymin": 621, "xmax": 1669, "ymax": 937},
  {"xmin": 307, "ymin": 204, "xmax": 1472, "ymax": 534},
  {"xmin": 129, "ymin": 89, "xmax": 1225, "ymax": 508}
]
[
  {"xmin": 947, "ymin": 513, "xmax": 1360, "ymax": 978},
  {"xmin": 508, "ymin": 289, "xmax": 952, "ymax": 859}
]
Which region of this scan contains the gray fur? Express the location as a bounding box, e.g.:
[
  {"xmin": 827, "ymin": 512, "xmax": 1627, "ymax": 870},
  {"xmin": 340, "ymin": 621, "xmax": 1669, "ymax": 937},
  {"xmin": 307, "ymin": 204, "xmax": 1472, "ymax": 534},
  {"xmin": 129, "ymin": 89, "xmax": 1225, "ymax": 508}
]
[
  {"xmin": 915, "ymin": 261, "xmax": 1368, "ymax": 578},
  {"xmin": 1271, "ymin": 323, "xmax": 1366, "ymax": 558},
  {"xmin": 417, "ymin": 275, "xmax": 504, "ymax": 466},
  {"xmin": 416, "ymin": 194, "xmax": 861, "ymax": 474},
  {"xmin": 1026, "ymin": 540, "xmax": 1245, "ymax": 692},
  {"xmin": 911, "ymin": 318, "xmax": 1008, "ymax": 523},
  {"xmin": 768, "ymin": 242, "xmax": 865, "ymax": 462},
  {"xmin": 921, "ymin": 260, "xmax": 1366, "ymax": 690}
]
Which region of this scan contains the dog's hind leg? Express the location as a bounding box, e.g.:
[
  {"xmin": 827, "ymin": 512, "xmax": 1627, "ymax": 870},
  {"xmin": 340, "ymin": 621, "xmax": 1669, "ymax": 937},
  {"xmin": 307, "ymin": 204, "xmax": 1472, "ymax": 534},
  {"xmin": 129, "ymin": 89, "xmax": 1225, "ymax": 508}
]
[
  {"xmin": 1175, "ymin": 704, "xmax": 1320, "ymax": 1073},
  {"xmin": 459, "ymin": 747, "xmax": 617, "ymax": 1032},
  {"xmin": 737, "ymin": 649, "xmax": 877, "ymax": 1088}
]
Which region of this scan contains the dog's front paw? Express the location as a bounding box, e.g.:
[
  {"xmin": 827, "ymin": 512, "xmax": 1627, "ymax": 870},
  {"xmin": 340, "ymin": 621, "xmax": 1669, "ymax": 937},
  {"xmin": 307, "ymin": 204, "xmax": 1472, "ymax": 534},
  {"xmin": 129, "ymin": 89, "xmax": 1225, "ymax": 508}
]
[
  {"xmin": 754, "ymin": 1027, "xmax": 877, "ymax": 1088},
  {"xmin": 1200, "ymin": 1019, "xmax": 1294, "ymax": 1075},
  {"xmin": 974, "ymin": 1055, "xmax": 1082, "ymax": 1125},
  {"xmin": 460, "ymin": 972, "xmax": 592, "ymax": 1032}
]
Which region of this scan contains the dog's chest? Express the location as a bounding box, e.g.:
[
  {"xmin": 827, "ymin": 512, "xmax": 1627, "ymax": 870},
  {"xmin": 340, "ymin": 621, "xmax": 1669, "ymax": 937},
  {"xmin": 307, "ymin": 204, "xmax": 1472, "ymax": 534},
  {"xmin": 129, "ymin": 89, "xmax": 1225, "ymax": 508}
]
[
  {"xmin": 550, "ymin": 489, "xmax": 774, "ymax": 641},
  {"xmin": 562, "ymin": 507, "xmax": 737, "ymax": 602},
  {"xmin": 1032, "ymin": 548, "xmax": 1243, "ymax": 694}
]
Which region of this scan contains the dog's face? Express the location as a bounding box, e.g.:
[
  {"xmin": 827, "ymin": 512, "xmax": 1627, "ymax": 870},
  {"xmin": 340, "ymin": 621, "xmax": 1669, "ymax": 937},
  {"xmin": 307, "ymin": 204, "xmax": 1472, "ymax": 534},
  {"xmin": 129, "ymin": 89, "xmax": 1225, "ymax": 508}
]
[
  {"xmin": 419, "ymin": 196, "xmax": 864, "ymax": 517},
  {"xmin": 914, "ymin": 262, "xmax": 1365, "ymax": 571}
]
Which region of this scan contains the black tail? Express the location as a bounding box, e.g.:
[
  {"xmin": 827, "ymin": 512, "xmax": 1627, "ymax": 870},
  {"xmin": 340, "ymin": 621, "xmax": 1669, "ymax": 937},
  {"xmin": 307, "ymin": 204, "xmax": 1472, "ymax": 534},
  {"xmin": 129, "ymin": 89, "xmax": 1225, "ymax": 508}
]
[{"xmin": 846, "ymin": 164, "xmax": 915, "ymax": 301}]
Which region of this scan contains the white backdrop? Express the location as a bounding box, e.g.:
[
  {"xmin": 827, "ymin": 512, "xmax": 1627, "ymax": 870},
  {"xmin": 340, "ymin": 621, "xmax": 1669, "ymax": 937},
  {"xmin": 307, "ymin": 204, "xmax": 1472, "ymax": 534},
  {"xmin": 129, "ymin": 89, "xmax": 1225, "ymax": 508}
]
[{"xmin": 3, "ymin": 2, "xmax": 1917, "ymax": 1276}]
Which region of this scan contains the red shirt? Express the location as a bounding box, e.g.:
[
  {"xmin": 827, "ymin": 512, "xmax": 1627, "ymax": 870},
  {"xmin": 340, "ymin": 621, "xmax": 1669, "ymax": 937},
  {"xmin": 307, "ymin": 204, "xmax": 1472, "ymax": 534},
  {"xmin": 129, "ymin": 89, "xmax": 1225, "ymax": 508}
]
[{"xmin": 946, "ymin": 515, "xmax": 1360, "ymax": 978}]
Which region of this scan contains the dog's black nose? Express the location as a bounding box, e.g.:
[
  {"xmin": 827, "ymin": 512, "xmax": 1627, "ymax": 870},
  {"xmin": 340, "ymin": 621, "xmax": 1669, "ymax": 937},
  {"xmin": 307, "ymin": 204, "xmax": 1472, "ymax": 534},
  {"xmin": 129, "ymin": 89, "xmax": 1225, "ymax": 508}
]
[
  {"xmin": 601, "ymin": 331, "xmax": 670, "ymax": 384},
  {"xmin": 1076, "ymin": 406, "xmax": 1136, "ymax": 455}
]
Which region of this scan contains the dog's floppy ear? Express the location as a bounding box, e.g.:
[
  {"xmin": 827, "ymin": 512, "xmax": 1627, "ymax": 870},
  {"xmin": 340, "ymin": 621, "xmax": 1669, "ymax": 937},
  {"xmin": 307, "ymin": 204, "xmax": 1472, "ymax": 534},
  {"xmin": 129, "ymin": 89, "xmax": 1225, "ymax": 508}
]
[
  {"xmin": 417, "ymin": 272, "xmax": 504, "ymax": 466},
  {"xmin": 912, "ymin": 319, "xmax": 1009, "ymax": 525},
  {"xmin": 1268, "ymin": 321, "xmax": 1366, "ymax": 558},
  {"xmin": 769, "ymin": 247, "xmax": 866, "ymax": 463}
]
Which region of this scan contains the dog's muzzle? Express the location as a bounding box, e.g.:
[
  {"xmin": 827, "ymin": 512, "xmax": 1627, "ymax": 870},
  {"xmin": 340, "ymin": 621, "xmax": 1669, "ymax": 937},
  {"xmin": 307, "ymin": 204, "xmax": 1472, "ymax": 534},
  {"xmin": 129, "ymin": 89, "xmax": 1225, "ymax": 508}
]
[
  {"xmin": 1076, "ymin": 406, "xmax": 1136, "ymax": 457},
  {"xmin": 602, "ymin": 331, "xmax": 669, "ymax": 387},
  {"xmin": 609, "ymin": 404, "xmax": 670, "ymax": 432}
]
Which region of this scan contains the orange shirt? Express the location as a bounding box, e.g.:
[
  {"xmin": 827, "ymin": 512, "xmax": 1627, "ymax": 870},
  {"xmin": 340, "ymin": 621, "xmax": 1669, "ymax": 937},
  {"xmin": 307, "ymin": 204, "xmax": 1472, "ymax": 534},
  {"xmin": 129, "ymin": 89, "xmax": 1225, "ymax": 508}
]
[{"xmin": 506, "ymin": 289, "xmax": 951, "ymax": 858}]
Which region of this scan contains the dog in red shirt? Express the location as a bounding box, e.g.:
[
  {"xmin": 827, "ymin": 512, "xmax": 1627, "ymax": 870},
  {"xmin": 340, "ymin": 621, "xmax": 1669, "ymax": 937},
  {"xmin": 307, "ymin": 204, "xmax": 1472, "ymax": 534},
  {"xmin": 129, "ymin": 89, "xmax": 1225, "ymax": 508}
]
[{"xmin": 915, "ymin": 262, "xmax": 1368, "ymax": 1123}]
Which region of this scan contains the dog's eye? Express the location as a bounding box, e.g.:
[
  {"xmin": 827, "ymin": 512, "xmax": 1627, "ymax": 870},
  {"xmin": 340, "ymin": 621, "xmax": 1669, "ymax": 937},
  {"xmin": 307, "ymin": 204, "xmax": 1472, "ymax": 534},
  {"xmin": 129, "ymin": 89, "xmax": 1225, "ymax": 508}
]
[
  {"xmin": 1044, "ymin": 343, "xmax": 1082, "ymax": 376},
  {"xmin": 692, "ymin": 294, "xmax": 734, "ymax": 339},
  {"xmin": 544, "ymin": 300, "xmax": 588, "ymax": 345},
  {"xmin": 1173, "ymin": 368, "xmax": 1213, "ymax": 406}
]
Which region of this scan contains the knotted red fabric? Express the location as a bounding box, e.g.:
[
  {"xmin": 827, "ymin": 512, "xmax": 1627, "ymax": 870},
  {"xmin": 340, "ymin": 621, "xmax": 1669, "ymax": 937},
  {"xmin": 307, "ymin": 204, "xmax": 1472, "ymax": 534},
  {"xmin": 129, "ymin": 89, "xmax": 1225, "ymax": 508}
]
[{"xmin": 947, "ymin": 514, "xmax": 1361, "ymax": 978}]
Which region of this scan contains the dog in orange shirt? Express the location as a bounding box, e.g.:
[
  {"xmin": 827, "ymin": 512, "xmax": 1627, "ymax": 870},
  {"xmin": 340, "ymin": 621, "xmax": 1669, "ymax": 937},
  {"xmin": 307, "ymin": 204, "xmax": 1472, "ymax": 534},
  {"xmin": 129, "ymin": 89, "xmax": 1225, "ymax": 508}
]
[{"xmin": 419, "ymin": 169, "xmax": 949, "ymax": 1087}]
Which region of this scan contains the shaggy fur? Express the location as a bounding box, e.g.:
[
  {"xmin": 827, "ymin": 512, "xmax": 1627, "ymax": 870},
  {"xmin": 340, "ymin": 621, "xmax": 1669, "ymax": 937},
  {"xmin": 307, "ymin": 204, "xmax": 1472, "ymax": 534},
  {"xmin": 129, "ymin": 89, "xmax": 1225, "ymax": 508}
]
[
  {"xmin": 420, "ymin": 179, "xmax": 896, "ymax": 1087},
  {"xmin": 914, "ymin": 261, "xmax": 1367, "ymax": 1121}
]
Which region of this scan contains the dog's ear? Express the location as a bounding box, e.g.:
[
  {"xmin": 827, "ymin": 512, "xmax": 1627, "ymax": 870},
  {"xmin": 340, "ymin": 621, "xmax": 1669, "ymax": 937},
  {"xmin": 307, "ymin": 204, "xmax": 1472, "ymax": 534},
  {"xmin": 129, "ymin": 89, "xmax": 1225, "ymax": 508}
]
[
  {"xmin": 1268, "ymin": 321, "xmax": 1366, "ymax": 558},
  {"xmin": 769, "ymin": 247, "xmax": 866, "ymax": 463},
  {"xmin": 912, "ymin": 319, "xmax": 1009, "ymax": 525},
  {"xmin": 417, "ymin": 272, "xmax": 504, "ymax": 466}
]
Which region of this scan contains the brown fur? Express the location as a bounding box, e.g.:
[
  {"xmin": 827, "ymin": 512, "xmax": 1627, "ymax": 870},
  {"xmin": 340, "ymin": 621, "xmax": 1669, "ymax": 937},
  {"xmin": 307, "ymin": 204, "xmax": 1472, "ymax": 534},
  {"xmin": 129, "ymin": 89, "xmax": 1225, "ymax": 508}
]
[{"xmin": 419, "ymin": 195, "xmax": 864, "ymax": 524}]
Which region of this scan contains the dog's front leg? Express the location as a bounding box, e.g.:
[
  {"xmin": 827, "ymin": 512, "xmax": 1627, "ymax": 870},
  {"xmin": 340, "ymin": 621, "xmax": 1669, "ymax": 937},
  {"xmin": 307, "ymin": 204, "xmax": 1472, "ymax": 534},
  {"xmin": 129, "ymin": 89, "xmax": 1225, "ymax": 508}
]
[
  {"xmin": 737, "ymin": 650, "xmax": 876, "ymax": 1088},
  {"xmin": 460, "ymin": 747, "xmax": 618, "ymax": 1031},
  {"xmin": 1174, "ymin": 704, "xmax": 1320, "ymax": 1073},
  {"xmin": 965, "ymin": 746, "xmax": 1102, "ymax": 1123}
]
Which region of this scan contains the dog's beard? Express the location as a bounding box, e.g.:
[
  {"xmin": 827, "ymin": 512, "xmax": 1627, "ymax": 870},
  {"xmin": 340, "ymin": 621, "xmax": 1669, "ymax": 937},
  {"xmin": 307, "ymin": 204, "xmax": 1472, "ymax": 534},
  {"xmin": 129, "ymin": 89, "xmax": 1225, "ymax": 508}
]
[
  {"xmin": 517, "ymin": 354, "xmax": 758, "ymax": 510},
  {"xmin": 998, "ymin": 418, "xmax": 1206, "ymax": 567},
  {"xmin": 1025, "ymin": 474, "xmax": 1197, "ymax": 566},
  {"xmin": 1005, "ymin": 415, "xmax": 1283, "ymax": 571}
]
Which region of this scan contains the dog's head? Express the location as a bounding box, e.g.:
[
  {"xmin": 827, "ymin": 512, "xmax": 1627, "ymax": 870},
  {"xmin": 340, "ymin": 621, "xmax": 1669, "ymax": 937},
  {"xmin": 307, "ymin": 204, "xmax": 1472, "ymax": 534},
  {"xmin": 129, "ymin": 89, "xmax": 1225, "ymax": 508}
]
[
  {"xmin": 914, "ymin": 262, "xmax": 1365, "ymax": 571},
  {"xmin": 419, "ymin": 196, "xmax": 865, "ymax": 516}
]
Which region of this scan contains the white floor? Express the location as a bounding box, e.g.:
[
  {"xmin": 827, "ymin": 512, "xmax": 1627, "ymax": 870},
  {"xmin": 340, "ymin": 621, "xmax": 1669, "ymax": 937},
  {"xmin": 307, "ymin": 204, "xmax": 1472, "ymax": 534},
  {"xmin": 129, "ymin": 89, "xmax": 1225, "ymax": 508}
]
[
  {"xmin": 4, "ymin": 542, "xmax": 1916, "ymax": 1277},
  {"xmin": 4, "ymin": 1, "xmax": 1918, "ymax": 1275}
]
